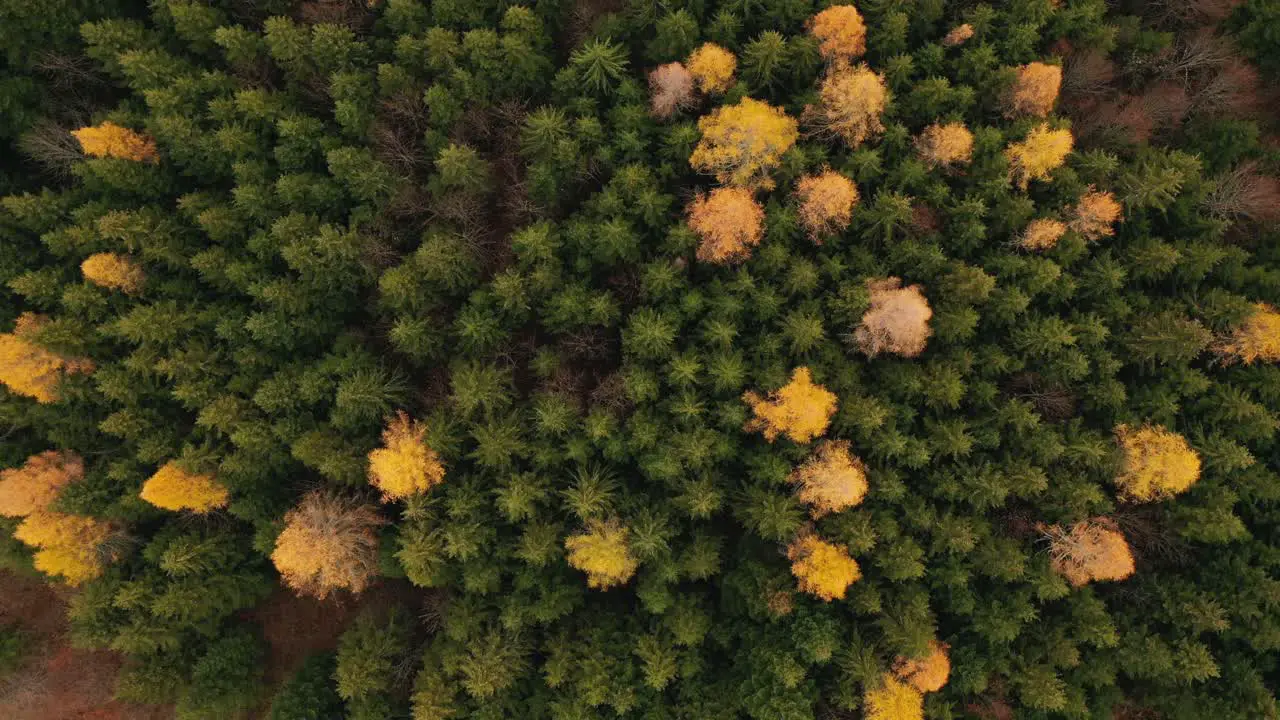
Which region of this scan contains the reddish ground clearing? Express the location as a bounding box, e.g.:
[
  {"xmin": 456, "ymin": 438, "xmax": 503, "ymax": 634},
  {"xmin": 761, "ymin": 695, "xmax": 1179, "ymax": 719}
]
[{"xmin": 0, "ymin": 570, "xmax": 171, "ymax": 720}]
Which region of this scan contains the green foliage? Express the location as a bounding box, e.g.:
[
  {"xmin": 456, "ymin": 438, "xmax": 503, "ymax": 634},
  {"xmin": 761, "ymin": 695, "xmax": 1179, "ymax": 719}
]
[{"xmin": 0, "ymin": 2, "xmax": 1277, "ymax": 720}]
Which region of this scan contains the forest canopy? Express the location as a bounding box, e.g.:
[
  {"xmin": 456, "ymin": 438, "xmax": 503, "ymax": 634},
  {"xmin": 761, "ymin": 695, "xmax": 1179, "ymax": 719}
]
[{"xmin": 1, "ymin": 0, "xmax": 1279, "ymax": 719}]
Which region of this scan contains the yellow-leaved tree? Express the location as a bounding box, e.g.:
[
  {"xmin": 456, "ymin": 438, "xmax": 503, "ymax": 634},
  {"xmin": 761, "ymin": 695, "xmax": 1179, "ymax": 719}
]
[
  {"xmin": 809, "ymin": 5, "xmax": 867, "ymax": 63},
  {"xmin": 893, "ymin": 641, "xmax": 951, "ymax": 693},
  {"xmin": 809, "ymin": 64, "xmax": 887, "ymax": 147},
  {"xmin": 855, "ymin": 278, "xmax": 933, "ymax": 358},
  {"xmin": 942, "ymin": 24, "xmax": 975, "ymax": 47},
  {"xmin": 1045, "ymin": 518, "xmax": 1135, "ymax": 586},
  {"xmin": 71, "ymin": 121, "xmax": 159, "ymax": 162},
  {"xmin": 82, "ymin": 252, "xmax": 145, "ymax": 294},
  {"xmin": 0, "ymin": 313, "xmax": 94, "ymax": 403},
  {"xmin": 1218, "ymin": 303, "xmax": 1280, "ymax": 364},
  {"xmin": 1006, "ymin": 123, "xmax": 1073, "ymax": 189},
  {"xmin": 649, "ymin": 62, "xmax": 695, "ymax": 119},
  {"xmin": 0, "ymin": 450, "xmax": 84, "ymax": 517},
  {"xmin": 743, "ymin": 367, "xmax": 838, "ymax": 443},
  {"xmin": 686, "ymin": 43, "xmax": 737, "ymax": 94},
  {"xmin": 565, "ymin": 518, "xmax": 638, "ymax": 589},
  {"xmin": 1113, "ymin": 425, "xmax": 1201, "ymax": 502},
  {"xmin": 689, "ymin": 97, "xmax": 798, "ymax": 189},
  {"xmin": 864, "ymin": 675, "xmax": 924, "ymax": 720},
  {"xmin": 140, "ymin": 461, "xmax": 230, "ymax": 513},
  {"xmin": 916, "ymin": 122, "xmax": 973, "ymax": 168},
  {"xmin": 789, "ymin": 440, "xmax": 868, "ymax": 517},
  {"xmin": 687, "ymin": 186, "xmax": 765, "ymax": 264},
  {"xmin": 14, "ymin": 510, "xmax": 114, "ymax": 585},
  {"xmin": 787, "ymin": 533, "xmax": 860, "ymax": 601},
  {"xmin": 795, "ymin": 170, "xmax": 859, "ymax": 241},
  {"xmin": 368, "ymin": 412, "xmax": 446, "ymax": 501},
  {"xmin": 1006, "ymin": 62, "xmax": 1062, "ymax": 117},
  {"xmin": 1070, "ymin": 189, "xmax": 1122, "ymax": 240},
  {"xmin": 1019, "ymin": 218, "xmax": 1067, "ymax": 251},
  {"xmin": 272, "ymin": 492, "xmax": 385, "ymax": 598}
]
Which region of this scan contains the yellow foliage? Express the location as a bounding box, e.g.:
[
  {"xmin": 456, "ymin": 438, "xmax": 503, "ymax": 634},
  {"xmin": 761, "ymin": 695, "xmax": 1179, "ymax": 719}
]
[
  {"xmin": 1114, "ymin": 425, "xmax": 1201, "ymax": 502},
  {"xmin": 1070, "ymin": 189, "xmax": 1122, "ymax": 240},
  {"xmin": 686, "ymin": 43, "xmax": 737, "ymax": 94},
  {"xmin": 690, "ymin": 97, "xmax": 798, "ymax": 189},
  {"xmin": 0, "ymin": 313, "xmax": 94, "ymax": 404},
  {"xmin": 787, "ymin": 533, "xmax": 860, "ymax": 601},
  {"xmin": 272, "ymin": 492, "xmax": 385, "ymax": 598},
  {"xmin": 14, "ymin": 510, "xmax": 113, "ymax": 585},
  {"xmin": 1007, "ymin": 62, "xmax": 1062, "ymax": 117},
  {"xmin": 809, "ymin": 64, "xmax": 888, "ymax": 147},
  {"xmin": 71, "ymin": 121, "xmax": 158, "ymax": 163},
  {"xmin": 942, "ymin": 24, "xmax": 975, "ymax": 47},
  {"xmin": 687, "ymin": 187, "xmax": 765, "ymax": 264},
  {"xmin": 140, "ymin": 461, "xmax": 229, "ymax": 513},
  {"xmin": 649, "ymin": 62, "xmax": 695, "ymax": 119},
  {"xmin": 743, "ymin": 367, "xmax": 838, "ymax": 444},
  {"xmin": 855, "ymin": 278, "xmax": 933, "ymax": 358},
  {"xmin": 795, "ymin": 170, "xmax": 859, "ymax": 241},
  {"xmin": 565, "ymin": 519, "xmax": 638, "ymax": 589},
  {"xmin": 916, "ymin": 122, "xmax": 974, "ymax": 167},
  {"xmin": 81, "ymin": 253, "xmax": 145, "ymax": 294},
  {"xmin": 789, "ymin": 440, "xmax": 868, "ymax": 517},
  {"xmin": 1218, "ymin": 303, "xmax": 1280, "ymax": 364},
  {"xmin": 0, "ymin": 450, "xmax": 84, "ymax": 518},
  {"xmin": 1020, "ymin": 218, "xmax": 1067, "ymax": 251},
  {"xmin": 809, "ymin": 5, "xmax": 867, "ymax": 63},
  {"xmin": 1006, "ymin": 123, "xmax": 1073, "ymax": 189},
  {"xmin": 893, "ymin": 641, "xmax": 951, "ymax": 693},
  {"xmin": 368, "ymin": 412, "xmax": 446, "ymax": 501},
  {"xmin": 1046, "ymin": 518, "xmax": 1135, "ymax": 586},
  {"xmin": 864, "ymin": 675, "xmax": 925, "ymax": 720}
]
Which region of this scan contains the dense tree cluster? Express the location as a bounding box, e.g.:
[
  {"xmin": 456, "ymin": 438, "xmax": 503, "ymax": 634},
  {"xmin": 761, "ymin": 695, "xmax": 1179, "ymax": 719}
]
[{"xmin": 1, "ymin": 0, "xmax": 1279, "ymax": 718}]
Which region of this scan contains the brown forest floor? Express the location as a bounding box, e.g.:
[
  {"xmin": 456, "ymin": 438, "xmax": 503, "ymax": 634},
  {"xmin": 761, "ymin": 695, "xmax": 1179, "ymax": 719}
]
[{"xmin": 0, "ymin": 570, "xmax": 172, "ymax": 720}]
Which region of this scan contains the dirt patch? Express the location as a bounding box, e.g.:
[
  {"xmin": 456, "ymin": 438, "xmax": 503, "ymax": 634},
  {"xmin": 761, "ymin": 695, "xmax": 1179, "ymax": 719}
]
[
  {"xmin": 249, "ymin": 578, "xmax": 430, "ymax": 713},
  {"xmin": 0, "ymin": 570, "xmax": 171, "ymax": 720}
]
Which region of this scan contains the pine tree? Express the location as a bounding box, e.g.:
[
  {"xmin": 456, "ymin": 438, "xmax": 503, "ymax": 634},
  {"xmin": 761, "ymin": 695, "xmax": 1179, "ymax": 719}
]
[
  {"xmin": 794, "ymin": 170, "xmax": 859, "ymax": 242},
  {"xmin": 1006, "ymin": 124, "xmax": 1073, "ymax": 189},
  {"xmin": 743, "ymin": 367, "xmax": 838, "ymax": 443},
  {"xmin": 1007, "ymin": 61, "xmax": 1062, "ymax": 118},
  {"xmin": 71, "ymin": 121, "xmax": 159, "ymax": 162},
  {"xmin": 1045, "ymin": 518, "xmax": 1135, "ymax": 586},
  {"xmin": 140, "ymin": 461, "xmax": 230, "ymax": 513},
  {"xmin": 787, "ymin": 533, "xmax": 860, "ymax": 601},
  {"xmin": 1114, "ymin": 425, "xmax": 1201, "ymax": 502},
  {"xmin": 686, "ymin": 42, "xmax": 736, "ymax": 94},
  {"xmin": 789, "ymin": 440, "xmax": 868, "ymax": 517},
  {"xmin": 272, "ymin": 493, "xmax": 385, "ymax": 598},
  {"xmin": 81, "ymin": 252, "xmax": 145, "ymax": 293},
  {"xmin": 809, "ymin": 5, "xmax": 867, "ymax": 63},
  {"xmin": 367, "ymin": 412, "xmax": 445, "ymax": 501},
  {"xmin": 0, "ymin": 450, "xmax": 84, "ymax": 517},
  {"xmin": 689, "ymin": 97, "xmax": 798, "ymax": 188},
  {"xmin": 855, "ymin": 278, "xmax": 933, "ymax": 358},
  {"xmin": 686, "ymin": 187, "xmax": 765, "ymax": 264}
]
